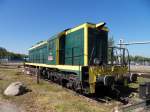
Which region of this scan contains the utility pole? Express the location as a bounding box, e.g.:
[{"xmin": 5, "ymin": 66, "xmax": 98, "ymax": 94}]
[{"xmin": 119, "ymin": 39, "xmax": 125, "ymax": 48}]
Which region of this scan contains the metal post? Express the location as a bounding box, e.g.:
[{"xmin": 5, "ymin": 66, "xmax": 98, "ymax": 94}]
[
  {"xmin": 36, "ymin": 66, "xmax": 40, "ymax": 84},
  {"xmin": 23, "ymin": 63, "xmax": 25, "ymax": 75},
  {"xmin": 111, "ymin": 47, "xmax": 114, "ymax": 65},
  {"xmin": 72, "ymin": 48, "xmax": 74, "ymax": 65}
]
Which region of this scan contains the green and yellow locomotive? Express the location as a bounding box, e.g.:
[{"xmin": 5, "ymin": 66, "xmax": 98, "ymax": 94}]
[{"xmin": 25, "ymin": 22, "xmax": 137, "ymax": 94}]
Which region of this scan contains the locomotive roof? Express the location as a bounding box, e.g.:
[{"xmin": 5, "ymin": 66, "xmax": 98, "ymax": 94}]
[
  {"xmin": 28, "ymin": 22, "xmax": 108, "ymax": 51},
  {"xmin": 28, "ymin": 40, "xmax": 47, "ymax": 51},
  {"xmin": 47, "ymin": 22, "xmax": 106, "ymax": 41}
]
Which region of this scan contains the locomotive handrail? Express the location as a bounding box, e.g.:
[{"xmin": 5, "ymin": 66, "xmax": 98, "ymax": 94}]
[{"xmin": 108, "ymin": 46, "xmax": 131, "ymax": 73}]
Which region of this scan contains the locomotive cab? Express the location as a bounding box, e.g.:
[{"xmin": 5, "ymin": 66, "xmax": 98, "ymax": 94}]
[{"xmin": 87, "ymin": 25, "xmax": 137, "ymax": 94}]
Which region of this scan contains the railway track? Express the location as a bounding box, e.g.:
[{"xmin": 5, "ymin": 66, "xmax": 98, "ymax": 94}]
[
  {"xmin": 121, "ymin": 99, "xmax": 150, "ymax": 112},
  {"xmin": 131, "ymin": 72, "xmax": 150, "ymax": 78}
]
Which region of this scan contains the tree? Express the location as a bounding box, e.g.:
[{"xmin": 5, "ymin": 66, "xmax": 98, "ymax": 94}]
[
  {"xmin": 108, "ymin": 36, "xmax": 115, "ymax": 62},
  {"xmin": 0, "ymin": 47, "xmax": 8, "ymax": 58},
  {"xmin": 0, "ymin": 46, "xmax": 27, "ymax": 60},
  {"xmin": 108, "ymin": 36, "xmax": 115, "ymax": 47}
]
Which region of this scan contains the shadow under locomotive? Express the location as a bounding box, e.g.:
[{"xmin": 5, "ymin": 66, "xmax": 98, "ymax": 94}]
[
  {"xmin": 39, "ymin": 72, "xmax": 138, "ymax": 104},
  {"xmin": 94, "ymin": 84, "xmax": 138, "ymax": 104}
]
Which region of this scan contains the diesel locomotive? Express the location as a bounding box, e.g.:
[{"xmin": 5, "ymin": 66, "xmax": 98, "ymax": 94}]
[{"xmin": 25, "ymin": 22, "xmax": 137, "ymax": 94}]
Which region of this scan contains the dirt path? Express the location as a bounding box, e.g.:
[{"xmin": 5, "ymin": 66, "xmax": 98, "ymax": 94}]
[{"xmin": 0, "ymin": 101, "xmax": 24, "ymax": 112}]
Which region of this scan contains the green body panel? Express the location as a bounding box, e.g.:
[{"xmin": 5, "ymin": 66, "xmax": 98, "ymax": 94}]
[
  {"xmin": 47, "ymin": 38, "xmax": 57, "ymax": 65},
  {"xmin": 29, "ymin": 44, "xmax": 48, "ymax": 64},
  {"xmin": 28, "ymin": 24, "xmax": 108, "ymax": 83},
  {"xmin": 28, "ymin": 27, "xmax": 108, "ymax": 73},
  {"xmin": 64, "ymin": 28, "xmax": 84, "ymax": 65}
]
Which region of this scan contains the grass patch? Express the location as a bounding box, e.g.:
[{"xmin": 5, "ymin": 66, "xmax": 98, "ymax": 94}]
[{"xmin": 0, "ymin": 66, "xmax": 121, "ymax": 112}]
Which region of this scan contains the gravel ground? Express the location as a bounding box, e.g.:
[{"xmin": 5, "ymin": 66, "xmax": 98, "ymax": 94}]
[
  {"xmin": 131, "ymin": 65, "xmax": 150, "ymax": 73},
  {"xmin": 0, "ymin": 101, "xmax": 24, "ymax": 112}
]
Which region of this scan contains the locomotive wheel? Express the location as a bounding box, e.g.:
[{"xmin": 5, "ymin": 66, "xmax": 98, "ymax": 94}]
[
  {"xmin": 74, "ymin": 82, "xmax": 82, "ymax": 93},
  {"xmin": 58, "ymin": 77, "xmax": 62, "ymax": 85}
]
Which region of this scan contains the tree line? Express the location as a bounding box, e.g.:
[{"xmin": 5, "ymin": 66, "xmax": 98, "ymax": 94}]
[
  {"xmin": 0, "ymin": 47, "xmax": 27, "ymax": 60},
  {"xmin": 130, "ymin": 55, "xmax": 150, "ymax": 62}
]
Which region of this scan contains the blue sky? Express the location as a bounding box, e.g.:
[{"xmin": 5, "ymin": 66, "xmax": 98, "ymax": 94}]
[{"xmin": 0, "ymin": 0, "xmax": 150, "ymax": 57}]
